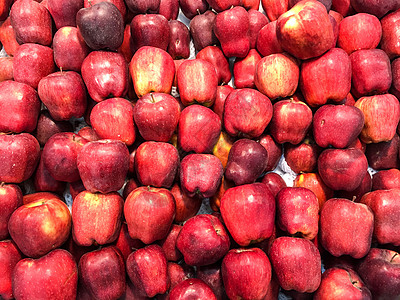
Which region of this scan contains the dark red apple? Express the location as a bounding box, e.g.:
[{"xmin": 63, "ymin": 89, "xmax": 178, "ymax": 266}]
[
  {"xmin": 179, "ymin": 0, "xmax": 208, "ymax": 19},
  {"xmin": 34, "ymin": 153, "xmax": 66, "ymax": 194},
  {"xmin": 196, "ymin": 262, "xmax": 225, "ymax": 300},
  {"xmin": 190, "ymin": 10, "xmax": 218, "ymax": 52},
  {"xmin": 336, "ymin": 171, "xmax": 372, "ymax": 202},
  {"xmin": 0, "ymin": 240, "xmax": 22, "ymax": 300},
  {"xmin": 158, "ymin": 224, "xmax": 182, "ymax": 262},
  {"xmin": 211, "ymin": 85, "xmax": 234, "ymax": 121},
  {"xmin": 47, "ymin": 0, "xmax": 83, "ymax": 29},
  {"xmin": 365, "ymin": 133, "xmax": 400, "ymax": 170},
  {"xmin": 350, "ymin": 0, "xmax": 400, "ymax": 19},
  {"xmin": 159, "ymin": 0, "xmax": 179, "ymax": 20},
  {"xmin": 372, "ymin": 169, "xmax": 400, "ymax": 191},
  {"xmin": 35, "ymin": 110, "xmax": 74, "ymax": 146},
  {"xmin": 167, "ymin": 262, "xmax": 195, "ymax": 291},
  {"xmin": 125, "ymin": 0, "xmax": 159, "ymax": 14},
  {"xmin": 168, "ymin": 20, "xmax": 190, "ymax": 59},
  {"xmin": 248, "ymin": 9, "xmax": 269, "ymax": 49},
  {"xmin": 113, "ymin": 222, "xmax": 145, "ymax": 261},
  {"xmin": 196, "ymin": 46, "xmax": 231, "ymax": 86},
  {"xmin": 258, "ymin": 134, "xmax": 283, "ymax": 172},
  {"xmin": 261, "ymin": 172, "xmax": 287, "ymax": 198}
]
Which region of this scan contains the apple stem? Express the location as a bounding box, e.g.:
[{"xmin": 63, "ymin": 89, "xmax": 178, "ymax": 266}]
[
  {"xmin": 197, "ymin": 9, "xmax": 201, "ymax": 15},
  {"xmin": 88, "ymin": 0, "xmax": 92, "ymax": 6},
  {"xmin": 0, "ymin": 182, "xmax": 4, "ymax": 187},
  {"xmin": 351, "ymin": 196, "xmax": 356, "ymax": 202},
  {"xmin": 150, "ymin": 93, "xmax": 156, "ymax": 103},
  {"xmin": 391, "ymin": 253, "xmax": 398, "ymax": 263}
]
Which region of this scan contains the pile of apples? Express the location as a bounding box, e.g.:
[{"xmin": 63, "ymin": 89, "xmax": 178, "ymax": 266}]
[{"xmin": 2, "ymin": 0, "xmax": 400, "ymax": 299}]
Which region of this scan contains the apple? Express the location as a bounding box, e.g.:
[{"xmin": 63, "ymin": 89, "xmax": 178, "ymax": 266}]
[
  {"xmin": 83, "ymin": 0, "xmax": 127, "ymax": 19},
  {"xmin": 318, "ymin": 148, "xmax": 368, "ymax": 191},
  {"xmin": 52, "ymin": 26, "xmax": 90, "ymax": 72},
  {"xmin": 176, "ymin": 214, "xmax": 230, "ymax": 266},
  {"xmin": 365, "ymin": 133, "xmax": 400, "ymax": 170},
  {"xmin": 392, "ymin": 57, "xmax": 400, "ymax": 99},
  {"xmin": 276, "ymin": 0, "xmax": 335, "ymax": 60},
  {"xmin": 72, "ymin": 191, "xmax": 124, "ymax": 246},
  {"xmin": 13, "ymin": 43, "xmax": 55, "ymax": 89},
  {"xmin": 179, "ymin": 0, "xmax": 208, "ymax": 19},
  {"xmin": 77, "ymin": 1, "xmax": 124, "ymax": 50},
  {"xmin": 233, "ymin": 49, "xmax": 261, "ymax": 89},
  {"xmin": 220, "ymin": 183, "xmax": 275, "ymax": 246},
  {"xmin": 180, "ymin": 154, "xmax": 224, "ymax": 198},
  {"xmin": 269, "ymin": 98, "xmax": 313, "ymax": 145},
  {"xmin": 178, "ymin": 105, "xmax": 221, "ymax": 154},
  {"xmin": 314, "ymin": 267, "xmax": 372, "ymax": 300},
  {"xmin": 0, "ymin": 183, "xmax": 23, "ymax": 240},
  {"xmin": 168, "ymin": 20, "xmax": 190, "ymax": 59},
  {"xmin": 47, "ymin": 0, "xmax": 83, "ymax": 29},
  {"xmin": 336, "ymin": 171, "xmax": 372, "ymax": 202},
  {"xmin": 130, "ymin": 13, "xmax": 170, "ymax": 52},
  {"xmin": 113, "ymin": 222, "xmax": 145, "ymax": 261},
  {"xmin": 225, "ymin": 138, "xmax": 268, "ymax": 186},
  {"xmin": 159, "ymin": 224, "xmax": 182, "ymax": 262},
  {"xmin": 372, "ymin": 169, "xmax": 400, "ymax": 191},
  {"xmin": 261, "ymin": 172, "xmax": 287, "ymax": 198},
  {"xmin": 0, "ymin": 133, "xmax": 40, "ymax": 184},
  {"xmin": 167, "ymin": 262, "xmax": 195, "ymax": 291},
  {"xmin": 212, "ymin": 131, "xmax": 235, "ymax": 169},
  {"xmin": 211, "ymin": 85, "xmax": 234, "ymax": 120},
  {"xmin": 222, "ymin": 248, "xmax": 272, "ymax": 300},
  {"xmin": 313, "ymin": 104, "xmax": 365, "ymax": 148},
  {"xmin": 350, "ymin": 49, "xmax": 392, "ymax": 98},
  {"xmin": 258, "ymin": 134, "xmax": 282, "ymax": 172},
  {"xmin": 0, "ymin": 57, "xmax": 13, "ymax": 82},
  {"xmin": 196, "ymin": 46, "xmax": 231, "ymax": 86},
  {"xmin": 206, "ymin": 0, "xmax": 241, "ymax": 12},
  {"xmin": 79, "ymin": 246, "xmax": 126, "ymax": 300},
  {"xmin": 160, "ymin": 0, "xmax": 179, "ymax": 20},
  {"xmin": 300, "ymin": 48, "xmax": 352, "ymax": 107},
  {"xmin": 355, "ymin": 94, "xmax": 400, "ymax": 144},
  {"xmin": 284, "ymin": 137, "xmax": 321, "ymax": 174},
  {"xmin": 0, "ymin": 80, "xmax": 40, "ymax": 134},
  {"xmin": 124, "ymin": 186, "xmax": 175, "ymax": 244},
  {"xmin": 196, "ymin": 262, "xmax": 225, "ymax": 300},
  {"xmin": 35, "ymin": 110, "xmax": 74, "ymax": 146},
  {"xmin": 214, "ymin": 6, "xmax": 250, "ymax": 58},
  {"xmin": 0, "ymin": 17, "xmax": 20, "ymax": 57},
  {"xmin": 269, "ymin": 237, "xmax": 322, "ymax": 293},
  {"xmin": 125, "ymin": 0, "xmax": 159, "ymax": 14},
  {"xmin": 332, "ymin": 0, "xmax": 354, "ymax": 16},
  {"xmin": 190, "ymin": 10, "xmax": 218, "ymax": 52},
  {"xmin": 255, "ymin": 53, "xmax": 299, "ymax": 101},
  {"xmin": 381, "ymin": 9, "xmax": 400, "ymax": 60},
  {"xmin": 12, "ymin": 249, "xmax": 78, "ymax": 300},
  {"xmin": 33, "ymin": 152, "xmax": 66, "ymax": 194},
  {"xmin": 169, "ymin": 278, "xmax": 217, "ymax": 299},
  {"xmin": 261, "ymin": 0, "xmax": 289, "ymax": 21},
  {"xmin": 77, "ymin": 139, "xmax": 130, "ymax": 193},
  {"xmin": 320, "ymin": 198, "xmax": 374, "ymax": 258},
  {"xmin": 256, "ymin": 21, "xmax": 284, "ymax": 57},
  {"xmin": 81, "ymin": 51, "xmax": 128, "ymax": 102},
  {"xmin": 337, "ymin": 13, "xmax": 382, "ymax": 55},
  {"xmin": 357, "ymin": 248, "xmax": 400, "ymax": 299},
  {"xmin": 170, "ymin": 183, "xmax": 202, "ymax": 223},
  {"xmin": 224, "ymin": 88, "xmax": 273, "ymax": 139},
  {"xmin": 0, "ymin": 240, "xmax": 22, "ymax": 300},
  {"xmin": 118, "ymin": 24, "xmax": 133, "ymax": 63},
  {"xmin": 8, "ymin": 194, "xmax": 72, "ymax": 258},
  {"xmin": 350, "ymin": 0, "xmax": 400, "ymax": 19},
  {"xmin": 126, "ymin": 244, "xmax": 169, "ymax": 298},
  {"xmin": 129, "ymin": 46, "xmax": 175, "ymax": 98},
  {"xmin": 90, "ymin": 97, "xmax": 135, "ymax": 146},
  {"xmin": 10, "ymin": 0, "xmax": 52, "ymax": 46},
  {"xmin": 248, "ymin": 9, "xmax": 269, "ymax": 49}
]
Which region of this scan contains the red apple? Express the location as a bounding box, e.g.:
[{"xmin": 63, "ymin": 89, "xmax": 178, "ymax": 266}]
[
  {"xmin": 8, "ymin": 195, "xmax": 72, "ymax": 258},
  {"xmin": 179, "ymin": 0, "xmax": 208, "ymax": 19},
  {"xmin": 248, "ymin": 9, "xmax": 269, "ymax": 49},
  {"xmin": 47, "ymin": 0, "xmax": 83, "ymax": 29},
  {"xmin": 0, "ymin": 240, "xmax": 22, "ymax": 300},
  {"xmin": 220, "ymin": 183, "xmax": 275, "ymax": 246},
  {"xmin": 0, "ymin": 17, "xmax": 20, "ymax": 57},
  {"xmin": 190, "ymin": 10, "xmax": 218, "ymax": 52},
  {"xmin": 365, "ymin": 133, "xmax": 400, "ymax": 170},
  {"xmin": 158, "ymin": 224, "xmax": 182, "ymax": 262},
  {"xmin": 283, "ymin": 137, "xmax": 321, "ymax": 174},
  {"xmin": 176, "ymin": 214, "xmax": 230, "ymax": 266},
  {"xmin": 34, "ymin": 152, "xmax": 66, "ymax": 194},
  {"xmin": 336, "ymin": 171, "xmax": 372, "ymax": 202},
  {"xmin": 350, "ymin": 0, "xmax": 400, "ymax": 19},
  {"xmin": 169, "ymin": 278, "xmax": 217, "ymax": 299},
  {"xmin": 0, "ymin": 183, "xmax": 23, "ymax": 240},
  {"xmin": 35, "ymin": 110, "xmax": 74, "ymax": 146},
  {"xmin": 320, "ymin": 198, "xmax": 374, "ymax": 258},
  {"xmin": 196, "ymin": 262, "xmax": 225, "ymax": 300},
  {"xmin": 261, "ymin": 172, "xmax": 287, "ymax": 198},
  {"xmin": 212, "ymin": 85, "xmax": 234, "ymax": 120},
  {"xmin": 256, "ymin": 21, "xmax": 284, "ymax": 57},
  {"xmin": 0, "ymin": 57, "xmax": 13, "ymax": 82},
  {"xmin": 170, "ymin": 183, "xmax": 202, "ymax": 223},
  {"xmin": 159, "ymin": 0, "xmax": 179, "ymax": 20},
  {"xmin": 258, "ymin": 134, "xmax": 283, "ymax": 171},
  {"xmin": 113, "ymin": 222, "xmax": 145, "ymax": 261},
  {"xmin": 72, "ymin": 191, "xmax": 124, "ymax": 246},
  {"xmin": 77, "ymin": 126, "xmax": 100, "ymax": 143},
  {"xmin": 12, "ymin": 249, "xmax": 78, "ymax": 300},
  {"xmin": 372, "ymin": 169, "xmax": 400, "ymax": 191},
  {"xmin": 83, "ymin": 0, "xmax": 127, "ymax": 19},
  {"xmin": 168, "ymin": 20, "xmax": 190, "ymax": 59},
  {"xmin": 233, "ymin": 49, "xmax": 261, "ymax": 89},
  {"xmin": 167, "ymin": 262, "xmax": 195, "ymax": 291},
  {"xmin": 381, "ymin": 9, "xmax": 400, "ymax": 60},
  {"xmin": 261, "ymin": 0, "xmax": 289, "ymax": 21},
  {"xmin": 206, "ymin": 0, "xmax": 241, "ymax": 12},
  {"xmin": 196, "ymin": 46, "xmax": 231, "ymax": 86}
]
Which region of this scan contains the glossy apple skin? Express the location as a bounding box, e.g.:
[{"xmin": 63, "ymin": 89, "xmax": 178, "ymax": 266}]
[
  {"xmin": 167, "ymin": 262, "xmax": 195, "ymax": 292},
  {"xmin": 300, "ymin": 48, "xmax": 352, "ymax": 107},
  {"xmin": 255, "ymin": 53, "xmax": 299, "ymax": 101},
  {"xmin": 176, "ymin": 214, "xmax": 230, "ymax": 266},
  {"xmin": 77, "ymin": 1, "xmax": 124, "ymax": 50},
  {"xmin": 234, "ymin": 49, "xmax": 261, "ymax": 89},
  {"xmin": 318, "ymin": 148, "xmax": 368, "ymax": 191},
  {"xmin": 13, "ymin": 43, "xmax": 55, "ymax": 90},
  {"xmin": 180, "ymin": 0, "xmax": 208, "ymax": 19},
  {"xmin": 180, "ymin": 154, "xmax": 224, "ymax": 198},
  {"xmin": 225, "ymin": 138, "xmax": 268, "ymax": 186},
  {"xmin": 42, "ymin": 132, "xmax": 88, "ymax": 183},
  {"xmin": 170, "ymin": 183, "xmax": 202, "ymax": 223},
  {"xmin": 220, "ymin": 183, "xmax": 275, "ymax": 246},
  {"xmin": 196, "ymin": 263, "xmax": 225, "ymax": 299},
  {"xmin": 248, "ymin": 9, "xmax": 268, "ymax": 49},
  {"xmin": 372, "ymin": 169, "xmax": 400, "ymax": 191},
  {"xmin": 126, "ymin": 244, "xmax": 169, "ymax": 298},
  {"xmin": 366, "ymin": 133, "xmax": 400, "ymax": 170},
  {"xmin": 52, "ymin": 26, "xmax": 90, "ymax": 72},
  {"xmin": 90, "ymin": 97, "xmax": 135, "ymax": 146},
  {"xmin": 12, "ymin": 249, "xmax": 78, "ymax": 300},
  {"xmin": 124, "ymin": 186, "xmax": 175, "ymax": 244},
  {"xmin": 196, "ymin": 46, "xmax": 231, "ymax": 86},
  {"xmin": 350, "ymin": 0, "xmax": 400, "ymax": 19},
  {"xmin": 269, "ymin": 98, "xmax": 313, "ymax": 145},
  {"xmin": 320, "ymin": 198, "xmax": 374, "ymax": 259},
  {"xmin": 129, "ymin": 46, "xmax": 175, "ymax": 98},
  {"xmin": 350, "ymin": 49, "xmax": 392, "ymax": 98},
  {"xmin": 35, "ymin": 111, "xmax": 73, "ymax": 147},
  {"xmin": 0, "ymin": 133, "xmax": 40, "ymax": 184},
  {"xmin": 336, "ymin": 171, "xmax": 372, "ymax": 203},
  {"xmin": 10, "ymin": 0, "xmax": 53, "ymax": 46},
  {"xmin": 0, "ymin": 240, "xmax": 22, "ymax": 300},
  {"xmin": 135, "ymin": 141, "xmax": 179, "ymax": 188},
  {"xmin": 276, "ymin": 0, "xmax": 335, "ymax": 60},
  {"xmin": 337, "ymin": 13, "xmax": 381, "ymax": 55},
  {"xmin": 0, "ymin": 17, "xmax": 20, "ymax": 57},
  {"xmin": 224, "ymin": 88, "xmax": 273, "ymax": 139},
  {"xmin": 270, "ymin": 237, "xmax": 322, "ymax": 293},
  {"xmin": 72, "ymin": 191, "xmax": 124, "ymax": 246},
  {"xmin": 34, "ymin": 153, "xmax": 66, "ymax": 194},
  {"xmin": 77, "ymin": 140, "xmax": 130, "ymax": 193},
  {"xmin": 169, "ymin": 278, "xmax": 217, "ymax": 300},
  {"xmin": 222, "ymin": 248, "xmax": 272, "ymax": 300},
  {"xmin": 81, "ymin": 51, "xmax": 128, "ymax": 103},
  {"xmin": 38, "ymin": 71, "xmax": 87, "ymax": 121},
  {"xmin": 314, "ymin": 267, "xmax": 372, "ymax": 300},
  {"xmin": 130, "ymin": 13, "xmax": 170, "ymax": 52},
  {"xmin": 79, "ymin": 246, "xmax": 126, "ymax": 300},
  {"xmin": 211, "ymin": 85, "xmax": 234, "ymax": 121},
  {"xmin": 0, "ymin": 57, "xmax": 13, "ymax": 82},
  {"xmin": 8, "ymin": 196, "xmax": 72, "ymax": 258},
  {"xmin": 168, "ymin": 20, "xmax": 190, "ymax": 59},
  {"xmin": 159, "ymin": 0, "xmax": 179, "ymax": 20},
  {"xmin": 47, "ymin": 0, "xmax": 83, "ymax": 29},
  {"xmin": 0, "ymin": 183, "xmax": 23, "ymax": 240},
  {"xmin": 258, "ymin": 134, "xmax": 282, "ymax": 172},
  {"xmin": 262, "ymin": 0, "xmax": 289, "ymax": 21},
  {"xmin": 381, "ymin": 9, "xmax": 400, "ymax": 59},
  {"xmin": 178, "ymin": 105, "xmax": 221, "ymax": 154},
  {"xmin": 159, "ymin": 225, "xmax": 183, "ymax": 262},
  {"xmin": 206, "ymin": 0, "xmax": 241, "ymax": 12},
  {"xmin": 355, "ymin": 94, "xmax": 400, "ymax": 144},
  {"xmin": 256, "ymin": 21, "xmax": 283, "ymax": 57},
  {"xmin": 177, "ymin": 59, "xmax": 218, "ymax": 107},
  {"xmin": 360, "ymin": 189, "xmax": 400, "ymax": 246},
  {"xmin": 190, "ymin": 11, "xmax": 218, "ymax": 52},
  {"xmin": 214, "ymin": 6, "xmax": 250, "ymax": 58},
  {"xmin": 261, "ymin": 172, "xmax": 287, "ymax": 198},
  {"xmin": 276, "ymin": 187, "xmax": 319, "ymax": 240},
  {"xmin": 0, "ymin": 80, "xmax": 40, "ymax": 134},
  {"xmin": 357, "ymin": 248, "xmax": 400, "ymax": 299},
  {"xmin": 284, "ymin": 138, "xmax": 321, "ymax": 174},
  {"xmin": 313, "ymin": 104, "xmax": 364, "ymax": 148}
]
